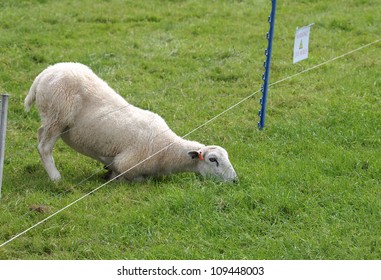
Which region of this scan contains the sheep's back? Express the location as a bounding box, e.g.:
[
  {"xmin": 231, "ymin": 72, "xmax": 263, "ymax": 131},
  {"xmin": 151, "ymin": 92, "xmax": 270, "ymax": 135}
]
[{"xmin": 62, "ymin": 98, "xmax": 177, "ymax": 160}]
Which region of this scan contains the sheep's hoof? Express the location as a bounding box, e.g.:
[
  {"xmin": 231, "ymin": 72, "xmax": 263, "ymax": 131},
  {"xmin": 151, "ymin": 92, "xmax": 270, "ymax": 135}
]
[
  {"xmin": 103, "ymin": 170, "xmax": 121, "ymax": 181},
  {"xmin": 103, "ymin": 170, "xmax": 113, "ymax": 180},
  {"xmin": 49, "ymin": 173, "xmax": 61, "ymax": 181}
]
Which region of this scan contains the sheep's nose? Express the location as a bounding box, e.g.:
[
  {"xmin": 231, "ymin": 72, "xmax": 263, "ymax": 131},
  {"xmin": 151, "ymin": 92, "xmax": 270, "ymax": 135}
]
[
  {"xmin": 230, "ymin": 170, "xmax": 238, "ymax": 184},
  {"xmin": 226, "ymin": 174, "xmax": 238, "ymax": 184}
]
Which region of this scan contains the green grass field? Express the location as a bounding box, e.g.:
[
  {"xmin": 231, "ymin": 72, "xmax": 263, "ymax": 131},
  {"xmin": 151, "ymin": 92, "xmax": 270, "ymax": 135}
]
[{"xmin": 0, "ymin": 0, "xmax": 380, "ymax": 259}]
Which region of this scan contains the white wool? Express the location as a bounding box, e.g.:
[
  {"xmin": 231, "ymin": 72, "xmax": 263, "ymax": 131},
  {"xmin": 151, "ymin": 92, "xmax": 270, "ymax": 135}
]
[{"xmin": 25, "ymin": 62, "xmax": 237, "ymax": 182}]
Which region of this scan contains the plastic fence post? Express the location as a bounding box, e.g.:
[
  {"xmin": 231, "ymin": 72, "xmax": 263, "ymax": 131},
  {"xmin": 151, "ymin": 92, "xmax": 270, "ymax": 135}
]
[{"xmin": 258, "ymin": 0, "xmax": 277, "ymax": 129}]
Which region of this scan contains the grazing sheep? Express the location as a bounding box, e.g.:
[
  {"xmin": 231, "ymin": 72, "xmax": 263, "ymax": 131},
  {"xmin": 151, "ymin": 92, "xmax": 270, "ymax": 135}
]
[{"xmin": 24, "ymin": 62, "xmax": 238, "ymax": 183}]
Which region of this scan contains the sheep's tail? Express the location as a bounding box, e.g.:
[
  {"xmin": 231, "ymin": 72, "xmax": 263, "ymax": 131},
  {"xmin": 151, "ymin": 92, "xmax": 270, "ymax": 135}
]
[{"xmin": 24, "ymin": 73, "xmax": 41, "ymax": 112}]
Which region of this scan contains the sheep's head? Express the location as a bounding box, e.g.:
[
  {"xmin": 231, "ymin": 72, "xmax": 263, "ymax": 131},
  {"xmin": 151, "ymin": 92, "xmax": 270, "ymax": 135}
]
[{"xmin": 188, "ymin": 146, "xmax": 238, "ymax": 183}]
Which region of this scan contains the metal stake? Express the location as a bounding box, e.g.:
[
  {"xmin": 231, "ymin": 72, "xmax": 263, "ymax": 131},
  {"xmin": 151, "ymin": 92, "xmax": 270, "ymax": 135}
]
[
  {"xmin": 258, "ymin": 0, "xmax": 277, "ymax": 129},
  {"xmin": 0, "ymin": 94, "xmax": 9, "ymax": 199}
]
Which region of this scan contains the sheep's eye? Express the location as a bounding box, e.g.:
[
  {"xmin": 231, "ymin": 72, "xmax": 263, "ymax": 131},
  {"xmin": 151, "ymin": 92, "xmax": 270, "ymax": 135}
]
[{"xmin": 209, "ymin": 157, "xmax": 219, "ymax": 167}]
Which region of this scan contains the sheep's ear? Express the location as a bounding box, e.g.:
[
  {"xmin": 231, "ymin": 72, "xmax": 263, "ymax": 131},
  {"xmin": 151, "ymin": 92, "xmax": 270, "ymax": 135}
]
[
  {"xmin": 188, "ymin": 151, "xmax": 204, "ymax": 160},
  {"xmin": 188, "ymin": 151, "xmax": 199, "ymax": 159}
]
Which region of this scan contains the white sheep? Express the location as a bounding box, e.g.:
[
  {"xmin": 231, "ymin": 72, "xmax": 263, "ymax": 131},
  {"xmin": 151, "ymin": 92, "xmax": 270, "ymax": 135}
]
[{"xmin": 24, "ymin": 62, "xmax": 238, "ymax": 183}]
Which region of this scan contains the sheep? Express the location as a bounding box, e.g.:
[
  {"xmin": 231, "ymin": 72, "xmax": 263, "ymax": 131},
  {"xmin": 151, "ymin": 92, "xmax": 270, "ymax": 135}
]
[{"xmin": 24, "ymin": 62, "xmax": 238, "ymax": 183}]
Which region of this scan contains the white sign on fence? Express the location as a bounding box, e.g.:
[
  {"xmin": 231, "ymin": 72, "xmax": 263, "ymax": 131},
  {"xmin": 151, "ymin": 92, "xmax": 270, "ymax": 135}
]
[{"xmin": 293, "ymin": 24, "xmax": 313, "ymax": 64}]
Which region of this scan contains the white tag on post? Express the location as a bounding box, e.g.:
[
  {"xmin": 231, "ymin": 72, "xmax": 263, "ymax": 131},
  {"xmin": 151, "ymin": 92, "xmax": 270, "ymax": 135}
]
[{"xmin": 293, "ymin": 24, "xmax": 313, "ymax": 63}]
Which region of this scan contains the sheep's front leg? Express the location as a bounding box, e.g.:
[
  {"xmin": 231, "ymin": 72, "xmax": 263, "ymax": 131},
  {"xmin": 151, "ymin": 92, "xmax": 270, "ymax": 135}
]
[{"xmin": 38, "ymin": 126, "xmax": 61, "ymax": 181}]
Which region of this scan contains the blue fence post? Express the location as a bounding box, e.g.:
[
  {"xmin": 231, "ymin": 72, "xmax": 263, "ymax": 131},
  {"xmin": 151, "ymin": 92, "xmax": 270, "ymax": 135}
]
[{"xmin": 258, "ymin": 0, "xmax": 277, "ymax": 129}]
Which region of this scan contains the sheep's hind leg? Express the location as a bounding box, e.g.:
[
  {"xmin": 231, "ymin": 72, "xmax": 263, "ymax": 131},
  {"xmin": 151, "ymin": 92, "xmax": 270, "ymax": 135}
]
[{"xmin": 38, "ymin": 125, "xmax": 62, "ymax": 181}]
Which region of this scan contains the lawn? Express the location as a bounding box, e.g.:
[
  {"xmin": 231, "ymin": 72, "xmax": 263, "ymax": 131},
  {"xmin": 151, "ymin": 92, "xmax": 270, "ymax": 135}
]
[{"xmin": 0, "ymin": 0, "xmax": 380, "ymax": 259}]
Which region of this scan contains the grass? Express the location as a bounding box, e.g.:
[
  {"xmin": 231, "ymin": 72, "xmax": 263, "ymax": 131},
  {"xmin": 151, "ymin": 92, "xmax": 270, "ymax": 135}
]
[{"xmin": 0, "ymin": 0, "xmax": 380, "ymax": 259}]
